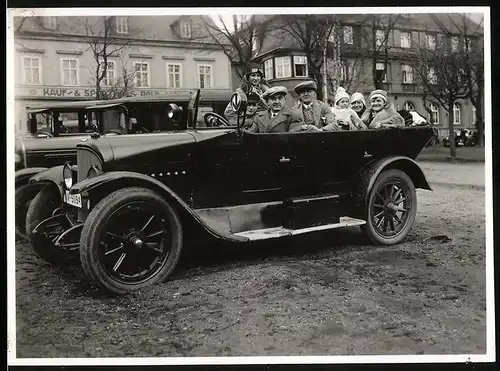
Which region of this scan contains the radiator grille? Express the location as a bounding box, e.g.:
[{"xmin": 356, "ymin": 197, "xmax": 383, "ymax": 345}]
[{"xmin": 77, "ymin": 148, "xmax": 102, "ymax": 182}]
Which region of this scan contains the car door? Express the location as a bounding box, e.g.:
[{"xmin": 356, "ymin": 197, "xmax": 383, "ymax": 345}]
[{"xmin": 239, "ymin": 132, "xmax": 292, "ymax": 204}]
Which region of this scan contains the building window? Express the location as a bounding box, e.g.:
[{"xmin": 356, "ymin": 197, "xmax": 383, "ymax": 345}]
[
  {"xmin": 166, "ymin": 63, "xmax": 182, "ymax": 88},
  {"xmin": 453, "ymin": 102, "xmax": 461, "ymax": 125},
  {"xmin": 197, "ymin": 64, "xmax": 212, "ymax": 89},
  {"xmin": 375, "ymin": 29, "xmax": 385, "ymax": 47},
  {"xmin": 43, "ymin": 17, "xmax": 56, "ymax": 29},
  {"xmin": 451, "ymin": 36, "xmax": 459, "ymax": 52},
  {"xmin": 472, "ymin": 106, "xmax": 477, "ymax": 125},
  {"xmin": 293, "ymin": 56, "xmax": 308, "ymax": 77},
  {"xmin": 275, "ymin": 56, "xmax": 292, "ymax": 78},
  {"xmin": 400, "ymin": 31, "xmax": 411, "ymax": 48},
  {"xmin": 99, "ymin": 60, "xmax": 115, "ymax": 87},
  {"xmin": 61, "ymin": 58, "xmax": 78, "ymax": 86},
  {"xmin": 343, "ymin": 26, "xmax": 353, "ymax": 45},
  {"xmin": 429, "ymin": 103, "xmax": 439, "ymax": 124},
  {"xmin": 264, "ymin": 59, "xmax": 274, "ymax": 80},
  {"xmin": 403, "ymin": 101, "xmax": 415, "ymax": 111},
  {"xmin": 116, "ymin": 17, "xmax": 128, "ymax": 34},
  {"xmin": 426, "ymin": 34, "xmax": 436, "ymax": 50},
  {"xmin": 180, "ymin": 21, "xmax": 192, "ymax": 38},
  {"xmin": 376, "ymin": 62, "xmax": 387, "ymax": 82},
  {"xmin": 401, "ymin": 64, "xmax": 413, "ymax": 84},
  {"xmin": 427, "ymin": 67, "xmax": 438, "ymax": 85},
  {"xmin": 134, "ymin": 62, "xmax": 149, "ymax": 88},
  {"xmin": 22, "ymin": 56, "xmax": 41, "ymax": 85}
]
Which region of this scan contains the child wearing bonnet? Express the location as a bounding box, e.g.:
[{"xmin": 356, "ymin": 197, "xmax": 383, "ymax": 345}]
[{"xmin": 331, "ymin": 87, "xmax": 367, "ymax": 130}]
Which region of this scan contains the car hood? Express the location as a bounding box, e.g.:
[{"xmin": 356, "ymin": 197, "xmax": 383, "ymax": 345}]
[
  {"xmin": 18, "ymin": 134, "xmax": 91, "ymax": 152},
  {"xmin": 77, "ymin": 129, "xmax": 237, "ymax": 168}
]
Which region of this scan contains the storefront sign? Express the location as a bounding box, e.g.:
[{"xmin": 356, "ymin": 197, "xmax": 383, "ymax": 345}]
[{"xmin": 16, "ymin": 86, "xmax": 210, "ymax": 99}]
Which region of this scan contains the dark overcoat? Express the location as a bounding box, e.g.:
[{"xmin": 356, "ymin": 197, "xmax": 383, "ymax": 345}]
[{"xmin": 246, "ymin": 108, "xmax": 304, "ymax": 133}]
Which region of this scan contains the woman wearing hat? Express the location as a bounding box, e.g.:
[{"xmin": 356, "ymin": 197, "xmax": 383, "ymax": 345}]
[
  {"xmin": 361, "ymin": 89, "xmax": 405, "ymax": 129},
  {"xmin": 350, "ymin": 92, "xmax": 367, "ymax": 118},
  {"xmin": 240, "ymin": 65, "xmax": 270, "ymax": 108}
]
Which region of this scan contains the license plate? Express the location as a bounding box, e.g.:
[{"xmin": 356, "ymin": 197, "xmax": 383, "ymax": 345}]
[{"xmin": 64, "ymin": 191, "xmax": 82, "ymax": 208}]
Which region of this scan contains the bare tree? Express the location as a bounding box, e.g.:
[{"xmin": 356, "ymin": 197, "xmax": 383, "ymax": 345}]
[
  {"xmin": 272, "ymin": 15, "xmax": 338, "ymax": 101},
  {"xmin": 406, "ymin": 35, "xmax": 470, "ymax": 160},
  {"xmin": 197, "ymin": 15, "xmax": 278, "ymax": 81},
  {"xmin": 445, "ymin": 14, "xmax": 484, "ymax": 146},
  {"xmin": 82, "ymin": 16, "xmax": 141, "ymax": 100},
  {"xmin": 428, "ymin": 14, "xmax": 484, "ymax": 146},
  {"xmin": 90, "ymin": 50, "xmax": 139, "ymax": 99},
  {"xmin": 359, "ymin": 14, "xmax": 403, "ymax": 89}
]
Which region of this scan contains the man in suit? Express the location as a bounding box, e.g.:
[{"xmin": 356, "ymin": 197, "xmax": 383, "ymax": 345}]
[
  {"xmin": 245, "ymin": 86, "xmax": 304, "ymax": 133},
  {"xmin": 292, "ymin": 80, "xmax": 339, "ymax": 131}
]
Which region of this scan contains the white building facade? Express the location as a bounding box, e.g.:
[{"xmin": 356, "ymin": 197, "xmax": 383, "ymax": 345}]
[{"xmin": 14, "ymin": 15, "xmax": 233, "ymax": 134}]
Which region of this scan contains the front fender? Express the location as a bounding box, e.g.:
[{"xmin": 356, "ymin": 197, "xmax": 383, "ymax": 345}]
[
  {"xmin": 29, "ymin": 165, "xmax": 65, "ymax": 197},
  {"xmin": 350, "ymin": 156, "xmax": 432, "ymax": 217},
  {"xmin": 70, "ymin": 171, "xmax": 248, "ymax": 243},
  {"xmin": 15, "ymin": 167, "xmax": 49, "ymax": 187}
]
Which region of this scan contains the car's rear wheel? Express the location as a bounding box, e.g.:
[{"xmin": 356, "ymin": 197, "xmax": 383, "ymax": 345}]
[
  {"xmin": 80, "ymin": 187, "xmax": 183, "ymax": 295},
  {"xmin": 16, "ymin": 183, "xmax": 43, "ymax": 241},
  {"xmin": 26, "ymin": 186, "xmax": 79, "ymax": 265},
  {"xmin": 361, "ymin": 169, "xmax": 417, "ymax": 245}
]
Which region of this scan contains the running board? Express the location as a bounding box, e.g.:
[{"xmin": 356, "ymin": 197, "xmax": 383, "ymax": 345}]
[{"xmin": 233, "ymin": 217, "xmax": 366, "ymax": 241}]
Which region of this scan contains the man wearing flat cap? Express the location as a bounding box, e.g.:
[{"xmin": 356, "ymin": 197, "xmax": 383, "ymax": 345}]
[
  {"xmin": 245, "ymin": 86, "xmax": 304, "ymax": 133},
  {"xmin": 292, "ymin": 80, "xmax": 339, "ymax": 132},
  {"xmin": 224, "ymin": 91, "xmax": 261, "ymax": 128}
]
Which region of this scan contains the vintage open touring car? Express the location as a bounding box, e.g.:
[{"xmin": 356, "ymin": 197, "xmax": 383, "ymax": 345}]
[
  {"xmin": 25, "ymin": 89, "xmax": 434, "ymax": 295},
  {"xmin": 15, "ymin": 92, "xmax": 232, "ymax": 240}
]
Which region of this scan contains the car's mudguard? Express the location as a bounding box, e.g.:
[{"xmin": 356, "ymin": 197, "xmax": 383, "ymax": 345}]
[
  {"xmin": 350, "ymin": 156, "xmax": 431, "ymax": 217},
  {"xmin": 15, "ymin": 167, "xmax": 49, "ymax": 187},
  {"xmin": 69, "ymin": 171, "xmax": 249, "ymax": 243},
  {"xmin": 28, "ymin": 165, "xmax": 65, "ymax": 198}
]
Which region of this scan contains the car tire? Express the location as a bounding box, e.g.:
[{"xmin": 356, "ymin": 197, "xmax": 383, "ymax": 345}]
[
  {"xmin": 25, "ymin": 186, "xmax": 79, "ymax": 265},
  {"xmin": 15, "ymin": 183, "xmax": 43, "ymax": 241},
  {"xmin": 361, "ymin": 169, "xmax": 417, "ymax": 245},
  {"xmin": 80, "ymin": 187, "xmax": 183, "ymax": 295}
]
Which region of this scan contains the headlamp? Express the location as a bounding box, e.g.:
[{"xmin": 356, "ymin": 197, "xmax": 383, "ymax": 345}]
[{"xmin": 63, "ymin": 163, "xmax": 73, "ymax": 189}]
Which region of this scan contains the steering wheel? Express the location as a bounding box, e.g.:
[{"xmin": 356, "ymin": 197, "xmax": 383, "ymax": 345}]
[
  {"xmin": 105, "ymin": 130, "xmax": 124, "ymax": 135},
  {"xmin": 36, "ymin": 131, "xmax": 53, "ymax": 138},
  {"xmin": 204, "ymin": 113, "xmax": 229, "ymax": 127}
]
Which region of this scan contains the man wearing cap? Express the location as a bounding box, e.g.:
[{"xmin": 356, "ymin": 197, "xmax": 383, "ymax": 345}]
[
  {"xmin": 245, "ymin": 86, "xmax": 304, "ymax": 133},
  {"xmin": 224, "ymin": 91, "xmax": 261, "ymax": 128},
  {"xmin": 291, "ymin": 80, "xmax": 339, "ymax": 132}
]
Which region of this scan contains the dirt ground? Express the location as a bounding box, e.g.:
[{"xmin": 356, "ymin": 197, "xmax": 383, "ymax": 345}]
[{"xmin": 13, "ymin": 162, "xmax": 487, "ymax": 358}]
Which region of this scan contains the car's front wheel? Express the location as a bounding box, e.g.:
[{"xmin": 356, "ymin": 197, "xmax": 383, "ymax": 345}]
[
  {"xmin": 361, "ymin": 169, "xmax": 417, "ymax": 245},
  {"xmin": 26, "ymin": 186, "xmax": 79, "ymax": 265},
  {"xmin": 80, "ymin": 187, "xmax": 183, "ymax": 295},
  {"xmin": 16, "ymin": 183, "xmax": 44, "ymax": 241}
]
